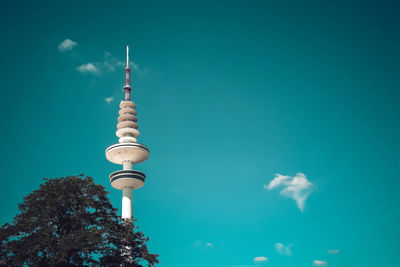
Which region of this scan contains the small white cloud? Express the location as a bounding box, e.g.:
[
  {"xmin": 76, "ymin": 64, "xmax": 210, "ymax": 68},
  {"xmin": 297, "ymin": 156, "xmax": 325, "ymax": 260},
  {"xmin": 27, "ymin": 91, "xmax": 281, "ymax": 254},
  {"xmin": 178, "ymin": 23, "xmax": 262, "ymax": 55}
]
[
  {"xmin": 58, "ymin": 38, "xmax": 77, "ymax": 52},
  {"xmin": 265, "ymin": 173, "xmax": 313, "ymax": 212},
  {"xmin": 77, "ymin": 63, "xmax": 99, "ymax": 74},
  {"xmin": 254, "ymin": 256, "xmax": 268, "ymax": 262},
  {"xmin": 327, "ymin": 249, "xmax": 339, "ymax": 254},
  {"xmin": 275, "ymin": 242, "xmax": 292, "ymax": 256},
  {"xmin": 75, "ymin": 51, "xmax": 150, "ymax": 76},
  {"xmin": 313, "ymin": 260, "xmax": 327, "ymax": 266},
  {"xmin": 105, "ymin": 97, "xmax": 114, "ymax": 103},
  {"xmin": 194, "ymin": 240, "xmax": 213, "ymax": 248},
  {"xmin": 72, "ymin": 51, "xmax": 148, "ymax": 76}
]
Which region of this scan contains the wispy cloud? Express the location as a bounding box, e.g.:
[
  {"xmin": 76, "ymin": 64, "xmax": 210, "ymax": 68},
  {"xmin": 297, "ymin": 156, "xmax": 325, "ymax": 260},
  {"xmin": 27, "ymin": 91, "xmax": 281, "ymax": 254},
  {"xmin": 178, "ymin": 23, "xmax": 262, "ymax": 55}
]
[
  {"xmin": 133, "ymin": 62, "xmax": 149, "ymax": 76},
  {"xmin": 254, "ymin": 256, "xmax": 268, "ymax": 262},
  {"xmin": 77, "ymin": 63, "xmax": 99, "ymax": 74},
  {"xmin": 266, "ymin": 174, "xmax": 290, "ymax": 190},
  {"xmin": 194, "ymin": 240, "xmax": 213, "ymax": 248},
  {"xmin": 105, "ymin": 97, "xmax": 114, "ymax": 103},
  {"xmin": 265, "ymin": 173, "xmax": 313, "ymax": 212},
  {"xmin": 313, "ymin": 260, "xmax": 327, "ymax": 266},
  {"xmin": 275, "ymin": 242, "xmax": 293, "ymax": 256},
  {"xmin": 59, "ymin": 41, "xmax": 149, "ymax": 76},
  {"xmin": 327, "ymin": 249, "xmax": 339, "ymax": 254},
  {"xmin": 58, "ymin": 38, "xmax": 77, "ymax": 52},
  {"xmin": 77, "ymin": 53, "xmax": 148, "ymax": 76}
]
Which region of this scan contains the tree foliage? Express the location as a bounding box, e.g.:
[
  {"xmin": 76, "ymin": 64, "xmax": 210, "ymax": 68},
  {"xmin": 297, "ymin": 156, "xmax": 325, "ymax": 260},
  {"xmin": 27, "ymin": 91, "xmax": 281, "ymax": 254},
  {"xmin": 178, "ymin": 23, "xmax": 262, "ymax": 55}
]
[{"xmin": 0, "ymin": 175, "xmax": 158, "ymax": 266}]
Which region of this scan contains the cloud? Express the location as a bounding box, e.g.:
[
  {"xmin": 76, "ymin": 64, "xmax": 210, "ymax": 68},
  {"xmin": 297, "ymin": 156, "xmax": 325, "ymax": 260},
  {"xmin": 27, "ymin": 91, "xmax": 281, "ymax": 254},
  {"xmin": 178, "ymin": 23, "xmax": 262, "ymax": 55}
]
[
  {"xmin": 327, "ymin": 249, "xmax": 339, "ymax": 254},
  {"xmin": 133, "ymin": 62, "xmax": 149, "ymax": 76},
  {"xmin": 64, "ymin": 46, "xmax": 148, "ymax": 77},
  {"xmin": 103, "ymin": 60, "xmax": 116, "ymax": 72},
  {"xmin": 77, "ymin": 61, "xmax": 110, "ymax": 75},
  {"xmin": 78, "ymin": 56, "xmax": 148, "ymax": 76},
  {"xmin": 275, "ymin": 242, "xmax": 292, "ymax": 256},
  {"xmin": 313, "ymin": 260, "xmax": 327, "ymax": 266},
  {"xmin": 58, "ymin": 38, "xmax": 77, "ymax": 52},
  {"xmin": 267, "ymin": 174, "xmax": 291, "ymax": 190},
  {"xmin": 105, "ymin": 97, "xmax": 114, "ymax": 103},
  {"xmin": 77, "ymin": 63, "xmax": 99, "ymax": 74},
  {"xmin": 265, "ymin": 173, "xmax": 313, "ymax": 212},
  {"xmin": 254, "ymin": 256, "xmax": 268, "ymax": 262},
  {"xmin": 194, "ymin": 240, "xmax": 213, "ymax": 248}
]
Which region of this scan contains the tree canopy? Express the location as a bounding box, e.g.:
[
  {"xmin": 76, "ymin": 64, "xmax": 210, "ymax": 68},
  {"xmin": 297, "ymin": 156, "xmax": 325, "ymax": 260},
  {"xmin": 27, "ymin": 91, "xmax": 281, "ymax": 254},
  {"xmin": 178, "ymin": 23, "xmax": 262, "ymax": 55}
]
[{"xmin": 0, "ymin": 175, "xmax": 158, "ymax": 266}]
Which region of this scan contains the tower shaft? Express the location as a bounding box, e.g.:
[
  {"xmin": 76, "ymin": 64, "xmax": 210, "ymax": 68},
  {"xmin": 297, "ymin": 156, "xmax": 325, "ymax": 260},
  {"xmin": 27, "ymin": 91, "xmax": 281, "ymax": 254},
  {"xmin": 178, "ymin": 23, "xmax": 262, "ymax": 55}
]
[
  {"xmin": 122, "ymin": 188, "xmax": 133, "ymax": 219},
  {"xmin": 122, "ymin": 160, "xmax": 133, "ymax": 219}
]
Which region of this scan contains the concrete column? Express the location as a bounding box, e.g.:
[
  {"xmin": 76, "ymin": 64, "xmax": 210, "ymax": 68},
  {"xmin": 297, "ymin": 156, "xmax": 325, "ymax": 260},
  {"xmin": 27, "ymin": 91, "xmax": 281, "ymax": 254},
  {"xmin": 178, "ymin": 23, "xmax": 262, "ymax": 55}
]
[
  {"xmin": 122, "ymin": 187, "xmax": 133, "ymax": 219},
  {"xmin": 123, "ymin": 161, "xmax": 132, "ymax": 170},
  {"xmin": 121, "ymin": 161, "xmax": 133, "ymax": 219}
]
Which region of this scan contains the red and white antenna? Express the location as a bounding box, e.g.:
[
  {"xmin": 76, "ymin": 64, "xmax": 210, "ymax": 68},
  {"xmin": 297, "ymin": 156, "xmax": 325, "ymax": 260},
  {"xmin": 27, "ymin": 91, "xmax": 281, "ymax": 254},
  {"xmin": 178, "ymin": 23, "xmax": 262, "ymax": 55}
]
[{"xmin": 124, "ymin": 45, "xmax": 132, "ymax": 101}]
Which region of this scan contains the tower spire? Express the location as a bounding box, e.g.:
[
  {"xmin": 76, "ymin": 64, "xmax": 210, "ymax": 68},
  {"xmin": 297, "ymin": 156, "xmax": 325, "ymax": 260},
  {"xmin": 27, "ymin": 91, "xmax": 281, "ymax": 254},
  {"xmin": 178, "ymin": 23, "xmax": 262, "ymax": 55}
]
[
  {"xmin": 124, "ymin": 45, "xmax": 131, "ymax": 101},
  {"xmin": 126, "ymin": 45, "xmax": 129, "ymax": 68}
]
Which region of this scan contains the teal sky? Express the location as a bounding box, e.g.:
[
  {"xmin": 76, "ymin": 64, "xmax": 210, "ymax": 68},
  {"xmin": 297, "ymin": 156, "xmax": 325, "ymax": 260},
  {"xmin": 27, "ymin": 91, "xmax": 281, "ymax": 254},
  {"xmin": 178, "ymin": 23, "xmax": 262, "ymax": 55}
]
[{"xmin": 1, "ymin": 0, "xmax": 399, "ymax": 266}]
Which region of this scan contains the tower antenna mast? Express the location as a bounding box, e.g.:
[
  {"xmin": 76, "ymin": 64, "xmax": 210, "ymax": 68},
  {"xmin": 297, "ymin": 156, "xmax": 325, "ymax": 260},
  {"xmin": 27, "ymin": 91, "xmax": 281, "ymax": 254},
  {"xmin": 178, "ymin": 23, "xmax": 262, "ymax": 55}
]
[{"xmin": 124, "ymin": 45, "xmax": 132, "ymax": 101}]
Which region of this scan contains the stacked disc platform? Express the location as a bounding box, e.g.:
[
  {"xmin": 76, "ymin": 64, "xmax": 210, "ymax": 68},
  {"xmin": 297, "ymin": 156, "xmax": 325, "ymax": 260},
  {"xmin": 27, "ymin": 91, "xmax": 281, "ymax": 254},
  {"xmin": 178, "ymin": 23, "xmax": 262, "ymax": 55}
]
[{"xmin": 106, "ymin": 100, "xmax": 150, "ymax": 190}]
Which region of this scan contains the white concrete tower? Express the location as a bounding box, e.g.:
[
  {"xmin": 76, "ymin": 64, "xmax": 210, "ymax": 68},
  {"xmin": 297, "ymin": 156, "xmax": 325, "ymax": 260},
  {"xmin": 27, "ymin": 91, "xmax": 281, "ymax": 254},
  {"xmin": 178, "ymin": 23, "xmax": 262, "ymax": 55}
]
[{"xmin": 106, "ymin": 45, "xmax": 150, "ymax": 219}]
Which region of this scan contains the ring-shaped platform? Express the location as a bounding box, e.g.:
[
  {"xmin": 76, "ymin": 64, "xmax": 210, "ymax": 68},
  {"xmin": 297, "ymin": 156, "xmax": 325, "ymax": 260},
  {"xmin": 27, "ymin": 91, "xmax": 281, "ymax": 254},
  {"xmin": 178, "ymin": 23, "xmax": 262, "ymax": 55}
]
[
  {"xmin": 105, "ymin": 143, "xmax": 150, "ymax": 164},
  {"xmin": 116, "ymin": 127, "xmax": 139, "ymax": 138},
  {"xmin": 109, "ymin": 170, "xmax": 145, "ymax": 189},
  {"xmin": 117, "ymin": 121, "xmax": 139, "ymax": 129},
  {"xmin": 119, "ymin": 108, "xmax": 137, "ymax": 116},
  {"xmin": 118, "ymin": 114, "xmax": 137, "ymax": 122},
  {"xmin": 120, "ymin": 101, "xmax": 136, "ymax": 109}
]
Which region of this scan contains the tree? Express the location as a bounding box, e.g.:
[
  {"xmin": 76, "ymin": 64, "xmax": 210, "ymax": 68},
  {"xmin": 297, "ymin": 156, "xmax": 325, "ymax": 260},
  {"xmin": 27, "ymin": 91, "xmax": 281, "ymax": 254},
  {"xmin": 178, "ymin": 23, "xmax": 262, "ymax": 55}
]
[{"xmin": 0, "ymin": 175, "xmax": 158, "ymax": 266}]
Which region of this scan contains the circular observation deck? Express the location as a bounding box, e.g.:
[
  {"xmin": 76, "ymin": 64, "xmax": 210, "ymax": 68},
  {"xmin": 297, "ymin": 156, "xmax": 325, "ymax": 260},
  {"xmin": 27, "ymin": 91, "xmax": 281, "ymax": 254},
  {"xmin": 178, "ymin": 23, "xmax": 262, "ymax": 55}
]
[
  {"xmin": 109, "ymin": 170, "xmax": 146, "ymax": 189},
  {"xmin": 105, "ymin": 143, "xmax": 150, "ymax": 165}
]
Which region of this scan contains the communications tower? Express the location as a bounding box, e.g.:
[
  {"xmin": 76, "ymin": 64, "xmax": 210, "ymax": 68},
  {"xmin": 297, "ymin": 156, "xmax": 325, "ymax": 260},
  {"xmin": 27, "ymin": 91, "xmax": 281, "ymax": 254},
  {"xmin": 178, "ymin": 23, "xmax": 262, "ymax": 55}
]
[{"xmin": 105, "ymin": 46, "xmax": 150, "ymax": 219}]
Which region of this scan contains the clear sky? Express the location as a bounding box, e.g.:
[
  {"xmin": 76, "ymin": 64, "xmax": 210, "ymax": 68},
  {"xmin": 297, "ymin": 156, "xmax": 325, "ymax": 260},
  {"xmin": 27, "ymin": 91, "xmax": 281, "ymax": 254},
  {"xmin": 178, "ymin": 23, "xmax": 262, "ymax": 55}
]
[{"xmin": 1, "ymin": 0, "xmax": 399, "ymax": 266}]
